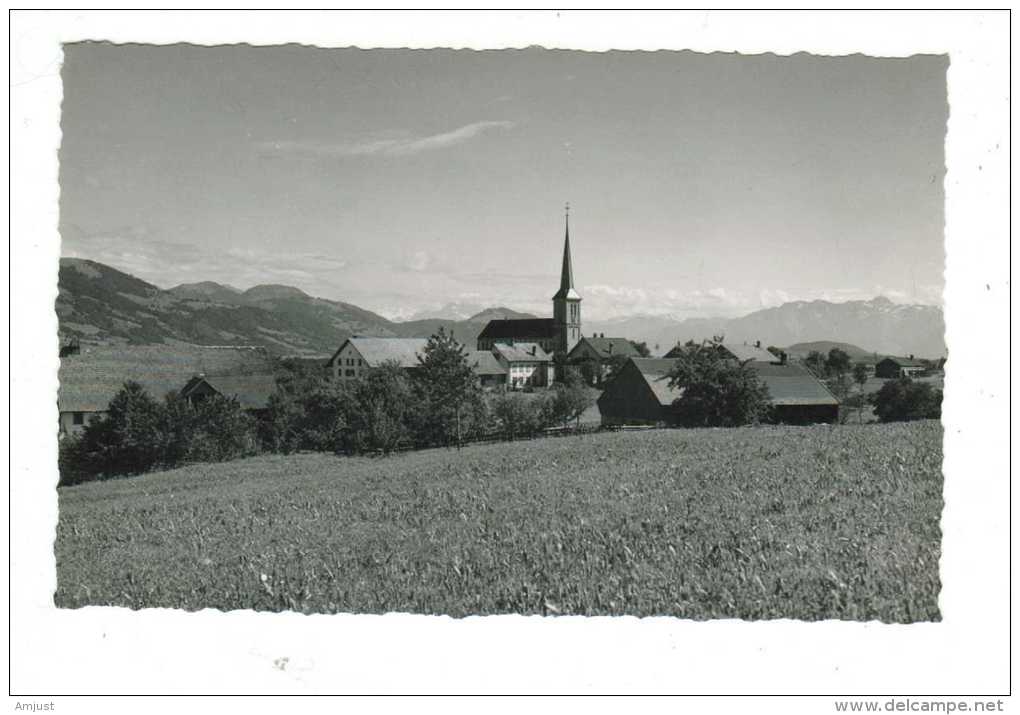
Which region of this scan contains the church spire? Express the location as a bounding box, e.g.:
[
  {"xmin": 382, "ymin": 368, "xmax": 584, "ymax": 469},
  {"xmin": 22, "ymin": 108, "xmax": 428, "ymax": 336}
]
[{"xmin": 560, "ymin": 202, "xmax": 574, "ymax": 293}]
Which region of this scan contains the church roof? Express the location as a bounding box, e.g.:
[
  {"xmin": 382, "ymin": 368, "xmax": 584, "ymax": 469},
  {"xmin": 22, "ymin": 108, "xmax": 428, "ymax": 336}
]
[{"xmin": 478, "ymin": 318, "xmax": 558, "ymax": 340}]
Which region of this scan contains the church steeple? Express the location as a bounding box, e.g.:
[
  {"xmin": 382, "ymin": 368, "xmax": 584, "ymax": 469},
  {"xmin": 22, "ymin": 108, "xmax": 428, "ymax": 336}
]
[
  {"xmin": 552, "ymin": 203, "xmax": 582, "ymax": 358},
  {"xmin": 553, "ymin": 203, "xmax": 581, "ymax": 302}
]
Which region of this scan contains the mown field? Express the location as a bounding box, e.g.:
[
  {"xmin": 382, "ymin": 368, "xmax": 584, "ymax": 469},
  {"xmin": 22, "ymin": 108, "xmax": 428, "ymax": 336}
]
[{"xmin": 55, "ymin": 421, "xmax": 943, "ymax": 621}]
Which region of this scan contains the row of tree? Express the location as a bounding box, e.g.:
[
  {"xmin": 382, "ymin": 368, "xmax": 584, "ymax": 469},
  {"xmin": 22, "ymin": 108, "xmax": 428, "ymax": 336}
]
[{"xmin": 59, "ymin": 329, "xmax": 596, "ymax": 486}]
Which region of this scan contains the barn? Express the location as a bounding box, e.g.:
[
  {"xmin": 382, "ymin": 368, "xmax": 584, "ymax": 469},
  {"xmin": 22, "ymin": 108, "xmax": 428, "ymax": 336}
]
[
  {"xmin": 180, "ymin": 374, "xmax": 279, "ymax": 416},
  {"xmin": 874, "ymin": 356, "xmax": 926, "ymax": 379},
  {"xmin": 598, "ymin": 357, "xmax": 840, "ymax": 426},
  {"xmin": 597, "ymin": 358, "xmax": 684, "ymax": 426},
  {"xmin": 57, "ymin": 344, "xmax": 276, "ymax": 437}
]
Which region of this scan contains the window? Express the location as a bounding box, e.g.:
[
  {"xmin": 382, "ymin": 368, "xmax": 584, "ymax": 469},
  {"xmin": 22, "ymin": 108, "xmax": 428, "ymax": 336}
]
[
  {"xmin": 358, "ymin": 359, "xmax": 363, "ymax": 366},
  {"xmin": 345, "ymin": 369, "xmax": 355, "ymax": 377},
  {"xmin": 72, "ymin": 412, "xmax": 84, "ymax": 425}
]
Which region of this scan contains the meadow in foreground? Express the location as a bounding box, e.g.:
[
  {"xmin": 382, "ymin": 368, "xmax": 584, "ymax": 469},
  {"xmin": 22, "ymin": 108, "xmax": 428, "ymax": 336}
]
[{"xmin": 55, "ymin": 421, "xmax": 942, "ymax": 621}]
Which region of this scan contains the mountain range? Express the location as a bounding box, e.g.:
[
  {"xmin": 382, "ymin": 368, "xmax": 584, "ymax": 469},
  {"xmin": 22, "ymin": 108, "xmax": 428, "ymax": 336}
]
[{"xmin": 56, "ymin": 258, "xmax": 946, "ymax": 358}]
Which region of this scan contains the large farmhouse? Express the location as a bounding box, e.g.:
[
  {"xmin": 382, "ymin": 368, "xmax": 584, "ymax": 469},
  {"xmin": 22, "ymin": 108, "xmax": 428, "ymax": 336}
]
[
  {"xmin": 326, "ymin": 337, "xmax": 429, "ymax": 382},
  {"xmin": 598, "ymin": 355, "xmax": 840, "ymax": 426},
  {"xmin": 58, "ymin": 344, "xmax": 276, "ymax": 437}
]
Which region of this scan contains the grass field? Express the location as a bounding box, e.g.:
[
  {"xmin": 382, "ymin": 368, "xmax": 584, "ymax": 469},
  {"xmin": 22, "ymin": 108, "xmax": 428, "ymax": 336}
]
[{"xmin": 55, "ymin": 421, "xmax": 943, "ymax": 621}]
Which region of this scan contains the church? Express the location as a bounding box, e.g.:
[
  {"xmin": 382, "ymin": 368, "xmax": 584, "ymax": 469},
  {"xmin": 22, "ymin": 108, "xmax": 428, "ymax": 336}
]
[{"xmin": 476, "ymin": 207, "xmax": 583, "ymax": 370}]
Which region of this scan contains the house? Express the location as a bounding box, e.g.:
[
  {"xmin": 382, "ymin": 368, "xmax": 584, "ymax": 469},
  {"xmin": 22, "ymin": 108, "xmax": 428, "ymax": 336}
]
[
  {"xmin": 325, "ymin": 337, "xmax": 429, "ymax": 382},
  {"xmin": 663, "ymin": 341, "xmax": 780, "ymax": 364},
  {"xmin": 492, "ymin": 342, "xmax": 553, "ymax": 389},
  {"xmin": 477, "ymin": 207, "xmax": 582, "ymax": 368},
  {"xmin": 567, "ymin": 334, "xmax": 641, "ymax": 385},
  {"xmin": 180, "ymin": 373, "xmax": 279, "ymax": 415},
  {"xmin": 467, "ymin": 350, "xmax": 508, "ymax": 390},
  {"xmin": 597, "ymin": 356, "xmax": 839, "ymax": 426},
  {"xmin": 874, "ymin": 356, "xmax": 926, "ymax": 379},
  {"xmin": 57, "ymin": 344, "xmax": 275, "ymax": 437}
]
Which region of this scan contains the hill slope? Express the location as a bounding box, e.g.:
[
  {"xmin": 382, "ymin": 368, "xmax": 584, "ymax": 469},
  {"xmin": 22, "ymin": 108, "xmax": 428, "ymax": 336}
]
[{"xmin": 57, "ymin": 259, "xmax": 537, "ymax": 354}]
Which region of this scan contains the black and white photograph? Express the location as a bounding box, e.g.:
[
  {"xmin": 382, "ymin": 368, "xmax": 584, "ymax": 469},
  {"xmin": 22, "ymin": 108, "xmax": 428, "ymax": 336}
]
[{"xmin": 10, "ymin": 9, "xmax": 1010, "ymax": 702}]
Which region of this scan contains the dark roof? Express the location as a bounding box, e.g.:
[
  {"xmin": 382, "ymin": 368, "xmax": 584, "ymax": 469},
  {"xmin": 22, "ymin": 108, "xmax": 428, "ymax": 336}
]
[
  {"xmin": 877, "ymin": 356, "xmax": 926, "ymax": 367},
  {"xmin": 467, "ymin": 351, "xmax": 507, "ymax": 375},
  {"xmin": 478, "ymin": 318, "xmax": 558, "ymax": 340},
  {"xmin": 182, "ymin": 374, "xmax": 278, "ymax": 410},
  {"xmin": 748, "ymin": 362, "xmax": 840, "ymax": 406},
  {"xmin": 328, "ymin": 337, "xmax": 429, "ymax": 369},
  {"xmin": 58, "ymin": 344, "xmax": 274, "ymax": 413},
  {"xmin": 621, "ymin": 357, "xmax": 837, "ymax": 408},
  {"xmin": 569, "ymin": 336, "xmax": 640, "ymax": 360}
]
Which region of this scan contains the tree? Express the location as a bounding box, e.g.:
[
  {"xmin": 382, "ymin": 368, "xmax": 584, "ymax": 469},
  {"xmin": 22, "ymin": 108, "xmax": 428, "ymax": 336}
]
[
  {"xmin": 413, "ymin": 328, "xmax": 480, "ymax": 448},
  {"xmin": 161, "ymin": 392, "xmax": 257, "ymax": 464},
  {"xmin": 852, "ymin": 362, "xmax": 870, "ymax": 424},
  {"xmin": 803, "ymin": 350, "xmax": 826, "ymax": 377},
  {"xmin": 344, "ymin": 362, "xmax": 415, "ymax": 453},
  {"xmin": 870, "ymin": 377, "xmax": 942, "ymax": 422},
  {"xmin": 825, "ymin": 348, "xmax": 852, "ymax": 378},
  {"xmin": 666, "ymin": 340, "xmax": 772, "ymax": 427},
  {"xmin": 80, "ymin": 381, "xmax": 165, "ymax": 476},
  {"xmin": 630, "ymin": 340, "xmax": 651, "ymax": 358},
  {"xmin": 548, "ymin": 368, "xmax": 596, "ymax": 428}
]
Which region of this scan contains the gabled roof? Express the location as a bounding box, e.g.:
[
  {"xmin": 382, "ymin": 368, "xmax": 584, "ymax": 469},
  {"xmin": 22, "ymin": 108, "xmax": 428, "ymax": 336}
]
[
  {"xmin": 181, "ymin": 374, "xmax": 278, "ymax": 410},
  {"xmin": 493, "ymin": 342, "xmax": 552, "ymax": 363},
  {"xmin": 329, "ymin": 337, "xmax": 429, "ymax": 369},
  {"xmin": 663, "ymin": 342, "xmax": 779, "ymax": 363},
  {"xmin": 569, "ymin": 336, "xmax": 640, "ymax": 360},
  {"xmin": 618, "ymin": 357, "xmax": 837, "ymax": 408},
  {"xmin": 58, "ymin": 344, "xmax": 274, "ymax": 413},
  {"xmin": 721, "ymin": 343, "xmax": 780, "ymax": 363},
  {"xmin": 628, "ymin": 358, "xmax": 684, "ymax": 406},
  {"xmin": 467, "ymin": 351, "xmax": 507, "ymax": 376},
  {"xmin": 478, "ymin": 318, "xmax": 558, "ymax": 340},
  {"xmin": 751, "ymin": 363, "xmax": 839, "ymax": 406}
]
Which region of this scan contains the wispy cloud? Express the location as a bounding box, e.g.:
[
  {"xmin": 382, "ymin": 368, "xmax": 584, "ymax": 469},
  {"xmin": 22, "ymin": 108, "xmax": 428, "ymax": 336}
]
[{"xmin": 257, "ymin": 120, "xmax": 516, "ymax": 159}]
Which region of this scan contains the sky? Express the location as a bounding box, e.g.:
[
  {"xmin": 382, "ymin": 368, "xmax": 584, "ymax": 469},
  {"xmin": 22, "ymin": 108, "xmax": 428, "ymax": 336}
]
[{"xmin": 59, "ymin": 44, "xmax": 948, "ymax": 321}]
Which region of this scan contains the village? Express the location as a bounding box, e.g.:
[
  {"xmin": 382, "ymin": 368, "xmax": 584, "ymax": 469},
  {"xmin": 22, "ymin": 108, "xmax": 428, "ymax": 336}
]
[{"xmin": 57, "ymin": 211, "xmax": 944, "ymax": 450}]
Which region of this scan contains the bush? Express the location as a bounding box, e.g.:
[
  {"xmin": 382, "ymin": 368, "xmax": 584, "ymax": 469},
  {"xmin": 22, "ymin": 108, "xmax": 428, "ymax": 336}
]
[
  {"xmin": 491, "ymin": 392, "xmax": 549, "ymax": 440},
  {"xmin": 871, "ymin": 378, "xmax": 942, "ymax": 422}
]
